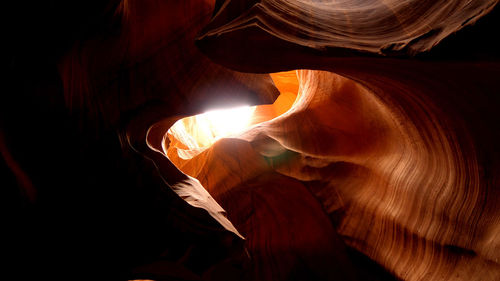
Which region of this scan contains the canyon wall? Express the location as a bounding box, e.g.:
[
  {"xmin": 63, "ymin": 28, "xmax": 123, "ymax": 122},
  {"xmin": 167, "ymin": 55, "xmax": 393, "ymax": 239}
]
[{"xmin": 3, "ymin": 0, "xmax": 499, "ymax": 280}]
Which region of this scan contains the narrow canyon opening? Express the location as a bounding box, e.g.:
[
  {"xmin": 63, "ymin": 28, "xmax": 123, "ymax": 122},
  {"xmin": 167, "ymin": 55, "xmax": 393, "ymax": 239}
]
[
  {"xmin": 3, "ymin": 1, "xmax": 500, "ymax": 281},
  {"xmin": 165, "ymin": 70, "xmax": 299, "ymax": 171}
]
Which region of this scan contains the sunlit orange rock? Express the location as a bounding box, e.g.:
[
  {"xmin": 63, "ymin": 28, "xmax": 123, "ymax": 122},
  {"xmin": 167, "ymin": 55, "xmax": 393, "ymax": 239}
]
[{"xmin": 3, "ymin": 0, "xmax": 500, "ymax": 280}]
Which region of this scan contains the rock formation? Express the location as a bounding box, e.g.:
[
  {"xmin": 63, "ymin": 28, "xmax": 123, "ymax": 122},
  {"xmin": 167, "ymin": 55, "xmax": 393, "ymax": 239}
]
[{"xmin": 3, "ymin": 0, "xmax": 500, "ymax": 280}]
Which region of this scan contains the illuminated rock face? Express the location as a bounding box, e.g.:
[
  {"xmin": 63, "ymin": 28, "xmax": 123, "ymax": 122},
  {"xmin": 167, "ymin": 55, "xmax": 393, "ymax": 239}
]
[{"xmin": 3, "ymin": 0, "xmax": 500, "ymax": 280}]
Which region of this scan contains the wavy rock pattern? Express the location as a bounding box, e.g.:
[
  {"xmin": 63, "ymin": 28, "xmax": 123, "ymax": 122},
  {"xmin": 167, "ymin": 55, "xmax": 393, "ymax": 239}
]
[
  {"xmin": 201, "ymin": 0, "xmax": 497, "ymax": 56},
  {"xmin": 3, "ymin": 0, "xmax": 500, "ymax": 280},
  {"xmin": 168, "ymin": 65, "xmax": 500, "ymax": 280},
  {"xmin": 191, "ymin": 1, "xmax": 500, "ymax": 279}
]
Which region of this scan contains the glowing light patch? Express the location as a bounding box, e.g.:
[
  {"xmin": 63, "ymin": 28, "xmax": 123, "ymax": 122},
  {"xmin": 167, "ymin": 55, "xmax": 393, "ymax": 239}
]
[
  {"xmin": 200, "ymin": 106, "xmax": 255, "ymax": 139},
  {"xmin": 168, "ymin": 105, "xmax": 256, "ymax": 151}
]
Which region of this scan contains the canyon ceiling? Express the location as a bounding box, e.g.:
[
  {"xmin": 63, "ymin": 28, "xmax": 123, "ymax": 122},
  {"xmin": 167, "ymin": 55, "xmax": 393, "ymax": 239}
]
[{"xmin": 3, "ymin": 0, "xmax": 500, "ymax": 280}]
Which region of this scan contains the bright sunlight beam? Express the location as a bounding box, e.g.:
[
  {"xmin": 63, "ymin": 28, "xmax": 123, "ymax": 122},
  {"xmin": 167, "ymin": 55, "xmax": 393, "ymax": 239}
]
[
  {"xmin": 200, "ymin": 106, "xmax": 256, "ymax": 139},
  {"xmin": 168, "ymin": 105, "xmax": 256, "ymax": 151}
]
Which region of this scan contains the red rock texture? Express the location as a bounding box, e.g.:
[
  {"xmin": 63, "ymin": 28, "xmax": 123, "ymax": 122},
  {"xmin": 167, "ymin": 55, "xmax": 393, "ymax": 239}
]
[{"xmin": 3, "ymin": 0, "xmax": 500, "ymax": 280}]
